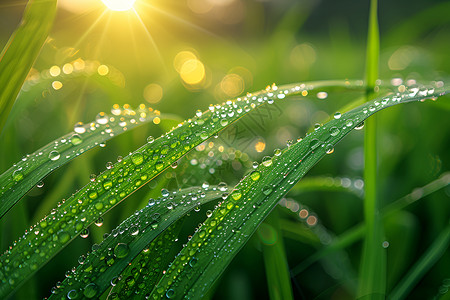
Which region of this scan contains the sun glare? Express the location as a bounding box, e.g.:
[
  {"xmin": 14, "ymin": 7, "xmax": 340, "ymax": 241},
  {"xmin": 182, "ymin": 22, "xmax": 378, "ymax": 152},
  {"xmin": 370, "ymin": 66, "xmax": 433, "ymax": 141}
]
[{"xmin": 101, "ymin": 0, "xmax": 136, "ymax": 11}]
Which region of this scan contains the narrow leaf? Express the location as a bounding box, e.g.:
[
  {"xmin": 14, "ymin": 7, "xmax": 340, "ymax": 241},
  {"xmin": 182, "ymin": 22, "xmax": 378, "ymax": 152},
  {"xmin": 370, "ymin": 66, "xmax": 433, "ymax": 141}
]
[
  {"xmin": 0, "ymin": 80, "xmax": 358, "ymax": 298},
  {"xmin": 148, "ymin": 84, "xmax": 448, "ymax": 299},
  {"xmin": 0, "ymin": 0, "xmax": 57, "ymax": 134},
  {"xmin": 48, "ymin": 185, "xmax": 228, "ymax": 299},
  {"xmin": 0, "ymin": 105, "xmax": 161, "ymax": 219},
  {"xmin": 389, "ymin": 223, "xmax": 450, "ymax": 300}
]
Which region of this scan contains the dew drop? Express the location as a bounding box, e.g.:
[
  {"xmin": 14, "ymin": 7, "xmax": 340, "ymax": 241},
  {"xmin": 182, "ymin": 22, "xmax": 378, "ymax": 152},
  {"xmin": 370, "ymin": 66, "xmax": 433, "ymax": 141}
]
[
  {"xmin": 317, "ymin": 92, "xmax": 328, "ymax": 99},
  {"xmin": 326, "ymin": 144, "xmax": 334, "ymax": 154},
  {"xmin": 70, "ymin": 134, "xmax": 83, "ymax": 145},
  {"xmin": 67, "ymin": 290, "xmax": 78, "ymax": 299},
  {"xmin": 114, "ymin": 243, "xmax": 130, "ymax": 258},
  {"xmin": 166, "ymin": 289, "xmax": 175, "ymax": 299},
  {"xmin": 80, "ymin": 229, "xmax": 89, "ymax": 239},
  {"xmin": 262, "ymin": 186, "xmax": 273, "ymax": 196},
  {"xmin": 309, "ymin": 139, "xmax": 321, "ymax": 151},
  {"xmin": 200, "ymin": 132, "xmax": 209, "ymax": 140},
  {"xmin": 273, "ymin": 149, "xmax": 282, "ymax": 156},
  {"xmin": 345, "ymin": 120, "xmax": 354, "ymax": 127},
  {"xmin": 262, "ymin": 156, "xmax": 273, "ymax": 167},
  {"xmin": 250, "ymin": 171, "xmax": 261, "ymax": 181},
  {"xmin": 83, "ymin": 283, "xmax": 98, "ymax": 298},
  {"xmin": 355, "ymin": 122, "xmax": 365, "ymax": 130},
  {"xmin": 130, "ymin": 226, "xmax": 139, "ymax": 236},
  {"xmin": 131, "ymin": 152, "xmax": 144, "ymax": 165},
  {"xmin": 189, "ymin": 257, "xmax": 198, "ymax": 267},
  {"xmin": 49, "ymin": 150, "xmax": 61, "ymax": 161},
  {"xmin": 156, "ymin": 161, "xmax": 164, "ymax": 171},
  {"xmin": 231, "ymin": 191, "xmax": 242, "ymax": 201},
  {"xmin": 74, "ymin": 122, "xmax": 86, "ymax": 134},
  {"xmin": 94, "ymin": 217, "xmax": 103, "ymax": 227},
  {"xmin": 37, "ymin": 181, "xmax": 44, "ymax": 188},
  {"xmin": 218, "ymin": 182, "xmax": 228, "ymax": 192},
  {"xmin": 96, "ymin": 112, "xmax": 109, "ymax": 125},
  {"xmin": 12, "ymin": 169, "xmax": 24, "ymax": 182},
  {"xmin": 161, "ymin": 188, "xmax": 170, "ymax": 197},
  {"xmin": 106, "ymin": 162, "xmax": 113, "ymax": 169},
  {"xmin": 334, "ymin": 112, "xmax": 341, "ymax": 119},
  {"xmin": 329, "ymin": 126, "xmax": 340, "ymax": 137}
]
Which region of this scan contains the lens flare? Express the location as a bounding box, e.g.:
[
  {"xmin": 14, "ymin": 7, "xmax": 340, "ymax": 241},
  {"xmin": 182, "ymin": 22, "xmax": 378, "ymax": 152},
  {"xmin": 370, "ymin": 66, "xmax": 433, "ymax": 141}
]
[{"xmin": 101, "ymin": 0, "xmax": 136, "ymax": 11}]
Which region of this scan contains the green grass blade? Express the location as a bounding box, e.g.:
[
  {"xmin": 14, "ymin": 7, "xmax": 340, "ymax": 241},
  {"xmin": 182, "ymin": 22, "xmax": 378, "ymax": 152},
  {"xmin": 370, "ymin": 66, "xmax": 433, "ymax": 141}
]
[
  {"xmin": 389, "ymin": 223, "xmax": 450, "ymax": 300},
  {"xmin": 0, "ymin": 105, "xmax": 161, "ymax": 219},
  {"xmin": 360, "ymin": 0, "xmax": 384, "ymax": 298},
  {"xmin": 0, "ymin": 0, "xmax": 57, "ymax": 134},
  {"xmin": 48, "ymin": 185, "xmax": 227, "ymax": 299},
  {"xmin": 148, "ymin": 84, "xmax": 449, "ymax": 299},
  {"xmin": 258, "ymin": 209, "xmax": 294, "ymax": 300},
  {"xmin": 0, "ymin": 80, "xmax": 360, "ymax": 298},
  {"xmin": 290, "ymin": 176, "xmax": 364, "ymax": 198},
  {"xmin": 107, "ymin": 218, "xmax": 185, "ymax": 299},
  {"xmin": 290, "ymin": 172, "xmax": 450, "ymax": 276}
]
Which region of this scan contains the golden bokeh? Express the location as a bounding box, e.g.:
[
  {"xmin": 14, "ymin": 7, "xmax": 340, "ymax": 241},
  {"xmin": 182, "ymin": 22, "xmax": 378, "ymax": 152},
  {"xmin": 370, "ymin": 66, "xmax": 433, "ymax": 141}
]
[
  {"xmin": 49, "ymin": 66, "xmax": 61, "ymax": 77},
  {"xmin": 97, "ymin": 65, "xmax": 109, "ymax": 76},
  {"xmin": 143, "ymin": 83, "xmax": 163, "ymax": 104},
  {"xmin": 52, "ymin": 81, "xmax": 63, "ymax": 90},
  {"xmin": 221, "ymin": 74, "xmax": 244, "ymax": 97},
  {"xmin": 180, "ymin": 59, "xmax": 205, "ymax": 85},
  {"xmin": 173, "ymin": 51, "xmax": 198, "ymax": 73},
  {"xmin": 254, "ymin": 140, "xmax": 266, "ymax": 153}
]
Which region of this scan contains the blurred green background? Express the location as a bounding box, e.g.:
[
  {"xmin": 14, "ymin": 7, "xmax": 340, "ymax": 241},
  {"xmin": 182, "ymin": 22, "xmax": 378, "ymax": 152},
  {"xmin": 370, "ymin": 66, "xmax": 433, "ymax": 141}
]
[{"xmin": 0, "ymin": 0, "xmax": 449, "ymax": 299}]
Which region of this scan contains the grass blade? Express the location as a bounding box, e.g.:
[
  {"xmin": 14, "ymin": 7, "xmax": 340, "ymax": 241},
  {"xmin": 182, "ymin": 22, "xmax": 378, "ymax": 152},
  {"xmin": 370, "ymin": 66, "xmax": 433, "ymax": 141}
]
[
  {"xmin": 0, "ymin": 105, "xmax": 161, "ymax": 219},
  {"xmin": 290, "ymin": 172, "xmax": 450, "ymax": 276},
  {"xmin": 107, "ymin": 218, "xmax": 185, "ymax": 299},
  {"xmin": 0, "ymin": 0, "xmax": 57, "ymax": 134},
  {"xmin": 389, "ymin": 223, "xmax": 450, "ymax": 300},
  {"xmin": 47, "ymin": 185, "xmax": 228, "ymax": 299},
  {"xmin": 290, "ymin": 176, "xmax": 364, "ymax": 199},
  {"xmin": 148, "ymin": 84, "xmax": 448, "ymax": 299},
  {"xmin": 258, "ymin": 209, "xmax": 294, "ymax": 300},
  {"xmin": 360, "ymin": 0, "xmax": 385, "ymax": 298},
  {"xmin": 0, "ymin": 80, "xmax": 360, "ymax": 298}
]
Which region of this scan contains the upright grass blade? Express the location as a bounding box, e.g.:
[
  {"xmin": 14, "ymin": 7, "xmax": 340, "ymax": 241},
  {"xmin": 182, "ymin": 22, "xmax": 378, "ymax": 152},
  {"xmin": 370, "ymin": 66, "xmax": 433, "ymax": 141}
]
[
  {"xmin": 258, "ymin": 209, "xmax": 294, "ymax": 300},
  {"xmin": 360, "ymin": 0, "xmax": 385, "ymax": 298},
  {"xmin": 389, "ymin": 223, "xmax": 450, "ymax": 300},
  {"xmin": 148, "ymin": 84, "xmax": 448, "ymax": 299},
  {"xmin": 47, "ymin": 185, "xmax": 228, "ymax": 299},
  {"xmin": 0, "ymin": 0, "xmax": 57, "ymax": 134},
  {"xmin": 0, "ymin": 105, "xmax": 162, "ymax": 219},
  {"xmin": 0, "ymin": 80, "xmax": 359, "ymax": 298}
]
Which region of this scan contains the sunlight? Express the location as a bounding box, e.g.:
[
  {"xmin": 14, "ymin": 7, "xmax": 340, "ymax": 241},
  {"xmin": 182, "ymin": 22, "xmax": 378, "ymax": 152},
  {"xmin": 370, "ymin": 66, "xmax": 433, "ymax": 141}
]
[{"xmin": 101, "ymin": 0, "xmax": 136, "ymax": 11}]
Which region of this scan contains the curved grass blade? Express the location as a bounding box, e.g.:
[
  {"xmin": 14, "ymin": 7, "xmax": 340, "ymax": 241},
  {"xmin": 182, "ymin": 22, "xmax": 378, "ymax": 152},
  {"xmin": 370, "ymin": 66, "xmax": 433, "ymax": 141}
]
[
  {"xmin": 290, "ymin": 176, "xmax": 364, "ymax": 198},
  {"xmin": 389, "ymin": 223, "xmax": 450, "ymax": 300},
  {"xmin": 290, "ymin": 172, "xmax": 450, "ymax": 277},
  {"xmin": 0, "ymin": 105, "xmax": 161, "ymax": 219},
  {"xmin": 148, "ymin": 83, "xmax": 449, "ymax": 299},
  {"xmin": 107, "ymin": 218, "xmax": 184, "ymax": 299},
  {"xmin": 0, "ymin": 80, "xmax": 360, "ymax": 298},
  {"xmin": 0, "ymin": 0, "xmax": 57, "ymax": 134},
  {"xmin": 47, "ymin": 185, "xmax": 228, "ymax": 299}
]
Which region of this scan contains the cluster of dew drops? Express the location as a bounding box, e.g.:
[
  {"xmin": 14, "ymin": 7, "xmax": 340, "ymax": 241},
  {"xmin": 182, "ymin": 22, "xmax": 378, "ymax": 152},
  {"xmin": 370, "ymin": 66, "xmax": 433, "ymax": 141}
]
[{"xmin": 5, "ymin": 104, "xmax": 159, "ymax": 194}]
